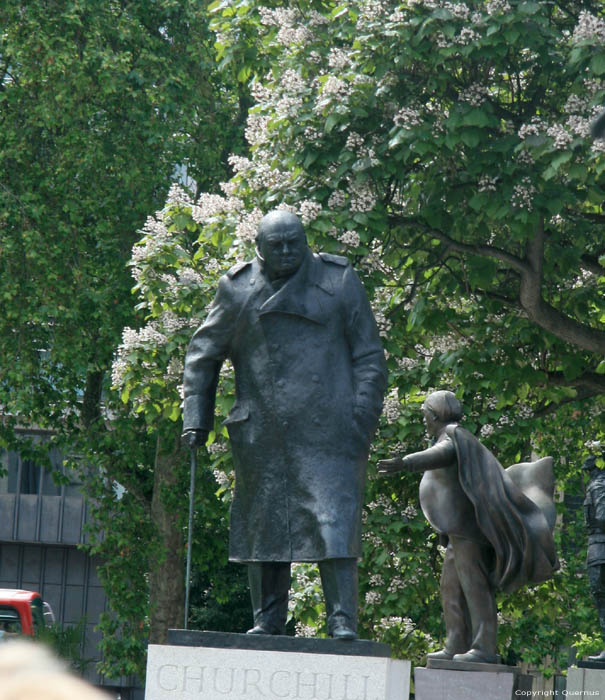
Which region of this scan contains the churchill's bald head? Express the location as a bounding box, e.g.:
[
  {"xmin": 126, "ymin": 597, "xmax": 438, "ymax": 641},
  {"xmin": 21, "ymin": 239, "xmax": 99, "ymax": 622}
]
[{"xmin": 256, "ymin": 210, "xmax": 307, "ymax": 280}]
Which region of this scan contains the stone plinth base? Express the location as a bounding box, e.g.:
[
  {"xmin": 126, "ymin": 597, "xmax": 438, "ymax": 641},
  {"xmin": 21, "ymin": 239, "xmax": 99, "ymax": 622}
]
[
  {"xmin": 567, "ymin": 666, "xmax": 605, "ymax": 696},
  {"xmin": 145, "ymin": 631, "xmax": 410, "ymax": 700},
  {"xmin": 414, "ymin": 666, "xmax": 532, "ymax": 700}
]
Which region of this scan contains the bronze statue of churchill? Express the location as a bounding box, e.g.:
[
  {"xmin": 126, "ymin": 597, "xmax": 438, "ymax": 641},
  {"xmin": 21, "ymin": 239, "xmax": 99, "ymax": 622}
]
[{"xmin": 182, "ymin": 210, "xmax": 387, "ymax": 639}]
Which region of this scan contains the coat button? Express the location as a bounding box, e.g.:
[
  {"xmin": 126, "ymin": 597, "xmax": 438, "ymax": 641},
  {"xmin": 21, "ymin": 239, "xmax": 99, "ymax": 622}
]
[
  {"xmin": 276, "ymin": 379, "xmax": 285, "ymax": 388},
  {"xmin": 312, "ymin": 374, "xmax": 320, "ymax": 382},
  {"xmin": 312, "ymin": 417, "xmax": 321, "ymax": 426},
  {"xmin": 271, "ymin": 343, "xmax": 279, "ymax": 351},
  {"xmin": 282, "ymin": 420, "xmax": 289, "ymax": 429}
]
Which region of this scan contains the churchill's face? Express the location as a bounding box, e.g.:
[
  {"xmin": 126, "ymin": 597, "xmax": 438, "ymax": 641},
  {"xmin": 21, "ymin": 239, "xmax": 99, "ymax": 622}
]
[{"xmin": 257, "ymin": 211, "xmax": 307, "ymax": 280}]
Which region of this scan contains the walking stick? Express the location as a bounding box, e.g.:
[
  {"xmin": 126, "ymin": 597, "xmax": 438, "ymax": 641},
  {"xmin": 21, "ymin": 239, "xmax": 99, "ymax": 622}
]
[{"xmin": 184, "ymin": 445, "xmax": 197, "ymax": 630}]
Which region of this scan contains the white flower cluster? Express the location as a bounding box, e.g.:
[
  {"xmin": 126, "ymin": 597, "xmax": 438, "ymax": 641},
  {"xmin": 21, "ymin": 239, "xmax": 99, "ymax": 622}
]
[
  {"xmin": 212, "ymin": 468, "xmax": 231, "ymax": 487},
  {"xmin": 592, "ymin": 140, "xmax": 605, "ymax": 154},
  {"xmin": 566, "ymin": 115, "xmax": 591, "ymax": 139},
  {"xmin": 328, "ymin": 189, "xmax": 346, "ymax": 209},
  {"xmin": 386, "ymin": 577, "xmax": 406, "ymax": 593},
  {"xmin": 564, "ymin": 94, "xmax": 590, "ymax": 114},
  {"xmin": 584, "ymin": 77, "xmax": 605, "ymax": 95},
  {"xmin": 258, "ymin": 7, "xmax": 298, "ymax": 27},
  {"xmin": 250, "ymin": 81, "xmax": 271, "ymax": 103},
  {"xmin": 378, "ymin": 616, "xmax": 415, "ymax": 633},
  {"xmin": 356, "ymin": 0, "xmax": 388, "ymax": 25},
  {"xmin": 456, "ymin": 27, "xmax": 480, "ymax": 44},
  {"xmin": 458, "ymin": 84, "xmax": 489, "ymax": 107},
  {"xmin": 486, "ymin": 0, "xmax": 511, "ymax": 15},
  {"xmin": 402, "ymin": 503, "xmax": 418, "ymax": 519},
  {"xmin": 245, "ymin": 113, "xmax": 271, "ymax": 146},
  {"xmin": 546, "ymin": 124, "xmax": 573, "ymax": 150},
  {"xmin": 443, "ymin": 2, "xmax": 470, "ymax": 20},
  {"xmin": 394, "ymin": 106, "xmax": 422, "ymax": 130},
  {"xmin": 397, "ymin": 356, "xmax": 419, "ymax": 370},
  {"xmin": 572, "ymin": 11, "xmax": 605, "ymax": 45},
  {"xmin": 164, "ymin": 356, "xmax": 183, "ymax": 383},
  {"xmin": 511, "ymin": 177, "xmax": 536, "ymax": 210},
  {"xmin": 478, "ymin": 175, "xmax": 498, "ymax": 192},
  {"xmin": 516, "ymin": 149, "xmax": 535, "ymax": 165},
  {"xmin": 388, "ymin": 9, "xmax": 407, "ymax": 24},
  {"xmin": 298, "ymin": 199, "xmax": 322, "ymax": 224},
  {"xmin": 518, "ymin": 118, "xmax": 546, "ymax": 140},
  {"xmin": 177, "ymin": 268, "xmax": 205, "ymax": 288},
  {"xmin": 235, "ymin": 208, "xmax": 264, "ymax": 242},
  {"xmin": 191, "ymin": 193, "xmax": 228, "ymax": 224},
  {"xmin": 369, "ymin": 574, "xmax": 385, "ymax": 587},
  {"xmin": 130, "ymin": 216, "xmax": 172, "ymax": 264},
  {"xmin": 345, "ymin": 132, "xmax": 365, "ymax": 151},
  {"xmin": 382, "ymin": 388, "xmax": 401, "ymax": 424},
  {"xmin": 275, "ymin": 202, "xmax": 298, "ymax": 216},
  {"xmin": 228, "ymin": 154, "xmax": 253, "ymax": 174},
  {"xmin": 165, "ymin": 183, "xmax": 192, "ymax": 207},
  {"xmin": 339, "ymin": 230, "xmax": 361, "ymax": 248},
  {"xmin": 365, "ymin": 590, "xmax": 382, "ymax": 605},
  {"xmin": 349, "ymin": 181, "xmax": 377, "ymax": 213},
  {"xmin": 280, "ymin": 69, "xmax": 307, "ymax": 95},
  {"xmin": 294, "ymin": 622, "xmax": 319, "ymax": 638},
  {"xmin": 517, "ymin": 404, "xmax": 534, "ymax": 419},
  {"xmin": 480, "ymin": 423, "xmax": 495, "ymax": 437},
  {"xmin": 304, "ymin": 126, "xmax": 321, "ymax": 143},
  {"xmin": 308, "ymin": 10, "xmax": 330, "ymax": 26},
  {"xmin": 321, "ymin": 75, "xmax": 351, "ymax": 100},
  {"xmin": 328, "ymin": 48, "xmax": 351, "ymax": 71},
  {"xmin": 585, "ymin": 440, "xmax": 603, "ymax": 454}
]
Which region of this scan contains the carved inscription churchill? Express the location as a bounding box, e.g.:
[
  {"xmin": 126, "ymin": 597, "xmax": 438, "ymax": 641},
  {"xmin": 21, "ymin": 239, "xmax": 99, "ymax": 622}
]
[{"xmin": 146, "ymin": 644, "xmax": 410, "ymax": 700}]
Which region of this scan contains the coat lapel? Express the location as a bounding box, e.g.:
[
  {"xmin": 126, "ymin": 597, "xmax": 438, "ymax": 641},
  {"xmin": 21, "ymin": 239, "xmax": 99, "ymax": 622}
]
[{"xmin": 257, "ymin": 250, "xmax": 328, "ymax": 324}]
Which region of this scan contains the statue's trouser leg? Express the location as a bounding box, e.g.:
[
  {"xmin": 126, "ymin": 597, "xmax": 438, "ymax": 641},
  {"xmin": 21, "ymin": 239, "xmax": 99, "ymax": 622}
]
[
  {"xmin": 441, "ymin": 542, "xmax": 472, "ymax": 655},
  {"xmin": 319, "ymin": 558, "xmax": 358, "ymax": 634},
  {"xmin": 248, "ymin": 562, "xmax": 291, "ymax": 634},
  {"xmin": 449, "ymin": 535, "xmax": 497, "ymax": 656},
  {"xmin": 588, "ymin": 564, "xmax": 605, "ymax": 643}
]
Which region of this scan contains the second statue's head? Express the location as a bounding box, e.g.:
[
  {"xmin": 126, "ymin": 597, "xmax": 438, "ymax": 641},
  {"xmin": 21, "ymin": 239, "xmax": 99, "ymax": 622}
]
[
  {"xmin": 256, "ymin": 210, "xmax": 308, "ymax": 280},
  {"xmin": 422, "ymin": 390, "xmax": 463, "ymax": 436}
]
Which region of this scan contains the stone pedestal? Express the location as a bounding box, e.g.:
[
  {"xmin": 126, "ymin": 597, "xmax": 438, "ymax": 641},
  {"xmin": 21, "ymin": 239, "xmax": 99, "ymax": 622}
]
[
  {"xmin": 567, "ymin": 665, "xmax": 605, "ymax": 695},
  {"xmin": 144, "ymin": 630, "xmax": 410, "ymax": 700},
  {"xmin": 414, "ymin": 664, "xmax": 532, "ymax": 700}
]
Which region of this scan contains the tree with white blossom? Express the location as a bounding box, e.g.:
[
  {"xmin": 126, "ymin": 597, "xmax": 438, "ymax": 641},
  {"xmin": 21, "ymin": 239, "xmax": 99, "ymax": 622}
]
[{"xmin": 114, "ymin": 0, "xmax": 605, "ymax": 670}]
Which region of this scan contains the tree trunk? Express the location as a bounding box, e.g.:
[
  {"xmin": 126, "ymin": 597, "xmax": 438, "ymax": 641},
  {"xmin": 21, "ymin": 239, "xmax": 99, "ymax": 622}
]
[{"xmin": 149, "ymin": 432, "xmax": 185, "ymax": 644}]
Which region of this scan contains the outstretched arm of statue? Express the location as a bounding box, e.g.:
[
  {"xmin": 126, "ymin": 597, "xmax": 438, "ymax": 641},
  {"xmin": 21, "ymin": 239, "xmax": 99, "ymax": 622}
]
[{"xmin": 378, "ymin": 438, "xmax": 457, "ymax": 475}]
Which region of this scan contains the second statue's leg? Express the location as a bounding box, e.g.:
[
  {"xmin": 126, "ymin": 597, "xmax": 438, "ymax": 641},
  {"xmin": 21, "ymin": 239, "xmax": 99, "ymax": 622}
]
[
  {"xmin": 428, "ymin": 541, "xmax": 472, "ymax": 661},
  {"xmin": 587, "ymin": 564, "xmax": 605, "ymax": 661},
  {"xmin": 319, "ymin": 558, "xmax": 358, "ymax": 640},
  {"xmin": 449, "ymin": 535, "xmax": 499, "ymax": 664},
  {"xmin": 247, "ymin": 561, "xmax": 290, "ymax": 635}
]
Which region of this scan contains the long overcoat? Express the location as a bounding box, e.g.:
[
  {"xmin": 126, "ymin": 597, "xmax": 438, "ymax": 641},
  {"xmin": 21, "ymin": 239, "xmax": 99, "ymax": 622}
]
[{"xmin": 182, "ymin": 249, "xmax": 387, "ymax": 563}]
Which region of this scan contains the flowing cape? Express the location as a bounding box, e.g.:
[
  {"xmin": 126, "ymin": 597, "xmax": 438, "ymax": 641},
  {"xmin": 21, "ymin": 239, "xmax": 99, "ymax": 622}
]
[{"xmin": 447, "ymin": 425, "xmax": 558, "ymax": 593}]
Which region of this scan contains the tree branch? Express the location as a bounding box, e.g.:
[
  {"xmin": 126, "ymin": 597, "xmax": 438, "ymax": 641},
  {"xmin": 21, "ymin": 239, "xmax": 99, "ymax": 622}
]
[
  {"xmin": 534, "ymin": 371, "xmax": 605, "ymax": 417},
  {"xmin": 519, "ymin": 219, "xmax": 605, "ymax": 355},
  {"xmin": 389, "ymin": 215, "xmax": 530, "ymax": 273}
]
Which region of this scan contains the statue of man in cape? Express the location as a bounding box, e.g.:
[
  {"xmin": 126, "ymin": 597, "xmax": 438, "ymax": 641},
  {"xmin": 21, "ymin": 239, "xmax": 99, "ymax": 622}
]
[{"xmin": 378, "ymin": 390, "xmax": 558, "ymax": 664}]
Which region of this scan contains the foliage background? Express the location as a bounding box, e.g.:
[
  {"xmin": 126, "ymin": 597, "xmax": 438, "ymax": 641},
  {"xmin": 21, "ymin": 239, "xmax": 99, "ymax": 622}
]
[{"xmin": 1, "ymin": 0, "xmax": 604, "ymax": 679}]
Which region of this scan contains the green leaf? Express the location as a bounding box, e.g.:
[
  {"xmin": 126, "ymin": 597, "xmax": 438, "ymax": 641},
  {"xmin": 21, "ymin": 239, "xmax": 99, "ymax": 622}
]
[{"xmin": 591, "ymin": 54, "xmax": 605, "ymax": 76}]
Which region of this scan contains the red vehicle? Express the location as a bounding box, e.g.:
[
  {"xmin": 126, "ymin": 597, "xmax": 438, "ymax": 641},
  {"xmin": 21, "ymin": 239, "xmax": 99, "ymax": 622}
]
[{"xmin": 0, "ymin": 589, "xmax": 55, "ymax": 638}]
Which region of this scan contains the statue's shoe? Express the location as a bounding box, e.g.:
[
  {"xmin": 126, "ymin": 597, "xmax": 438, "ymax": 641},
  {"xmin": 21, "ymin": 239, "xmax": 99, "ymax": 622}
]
[
  {"xmin": 246, "ymin": 625, "xmax": 282, "ymax": 635},
  {"xmin": 588, "ymin": 650, "xmax": 605, "ymax": 662},
  {"xmin": 331, "ymin": 624, "xmax": 357, "ymax": 640},
  {"xmin": 452, "ymin": 649, "xmax": 500, "ymax": 664},
  {"xmin": 427, "ymin": 649, "xmax": 455, "ymax": 661}
]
